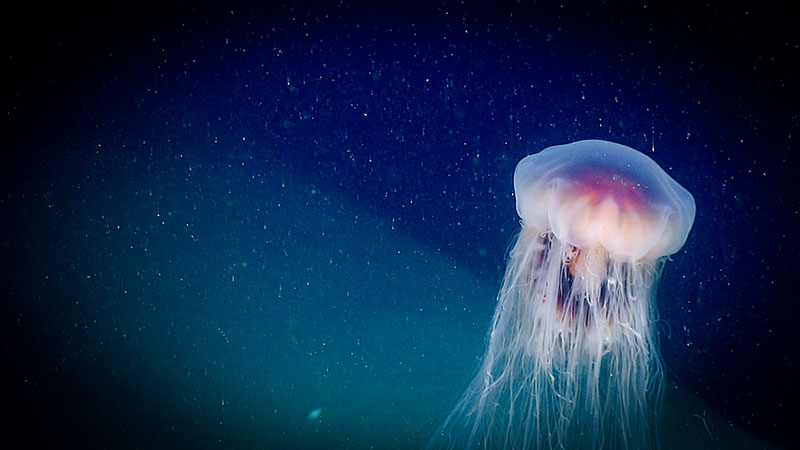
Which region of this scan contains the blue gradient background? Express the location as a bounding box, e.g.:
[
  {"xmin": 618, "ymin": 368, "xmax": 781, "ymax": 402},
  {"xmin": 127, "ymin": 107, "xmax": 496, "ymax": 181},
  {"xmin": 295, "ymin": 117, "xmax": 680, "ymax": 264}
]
[{"xmin": 2, "ymin": 2, "xmax": 795, "ymax": 449}]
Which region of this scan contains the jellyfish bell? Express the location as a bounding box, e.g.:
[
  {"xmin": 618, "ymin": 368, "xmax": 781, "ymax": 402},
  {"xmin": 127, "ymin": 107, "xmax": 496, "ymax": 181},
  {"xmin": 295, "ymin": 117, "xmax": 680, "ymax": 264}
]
[
  {"xmin": 432, "ymin": 140, "xmax": 695, "ymax": 450},
  {"xmin": 515, "ymin": 140, "xmax": 694, "ymax": 264}
]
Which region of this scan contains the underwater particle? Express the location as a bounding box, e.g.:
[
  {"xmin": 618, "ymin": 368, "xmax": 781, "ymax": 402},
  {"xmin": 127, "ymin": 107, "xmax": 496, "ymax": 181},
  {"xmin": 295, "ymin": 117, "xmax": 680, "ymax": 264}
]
[{"xmin": 307, "ymin": 408, "xmax": 322, "ymax": 421}]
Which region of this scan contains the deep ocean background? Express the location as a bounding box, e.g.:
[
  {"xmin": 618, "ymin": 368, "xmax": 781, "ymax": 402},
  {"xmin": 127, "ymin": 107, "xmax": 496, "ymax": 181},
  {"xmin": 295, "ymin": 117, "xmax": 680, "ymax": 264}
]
[{"xmin": 2, "ymin": 2, "xmax": 796, "ymax": 449}]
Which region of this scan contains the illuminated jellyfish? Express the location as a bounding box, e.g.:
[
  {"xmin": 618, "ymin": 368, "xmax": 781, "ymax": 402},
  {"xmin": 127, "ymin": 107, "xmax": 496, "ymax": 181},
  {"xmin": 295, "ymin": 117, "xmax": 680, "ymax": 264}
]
[{"xmin": 432, "ymin": 140, "xmax": 695, "ymax": 449}]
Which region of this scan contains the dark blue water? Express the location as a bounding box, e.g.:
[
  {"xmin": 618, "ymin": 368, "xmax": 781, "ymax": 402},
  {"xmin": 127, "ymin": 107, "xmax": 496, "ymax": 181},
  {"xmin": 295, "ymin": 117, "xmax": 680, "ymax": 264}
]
[{"xmin": 3, "ymin": 3, "xmax": 795, "ymax": 449}]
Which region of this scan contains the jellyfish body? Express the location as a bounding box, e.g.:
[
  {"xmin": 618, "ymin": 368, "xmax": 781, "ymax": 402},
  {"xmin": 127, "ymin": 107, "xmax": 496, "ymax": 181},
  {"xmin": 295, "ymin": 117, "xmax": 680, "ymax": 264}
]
[{"xmin": 433, "ymin": 140, "xmax": 695, "ymax": 450}]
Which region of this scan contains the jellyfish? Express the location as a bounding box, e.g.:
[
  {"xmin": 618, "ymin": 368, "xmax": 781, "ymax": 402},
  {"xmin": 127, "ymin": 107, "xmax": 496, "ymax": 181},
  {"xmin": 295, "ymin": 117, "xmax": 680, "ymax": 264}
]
[{"xmin": 432, "ymin": 140, "xmax": 695, "ymax": 450}]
